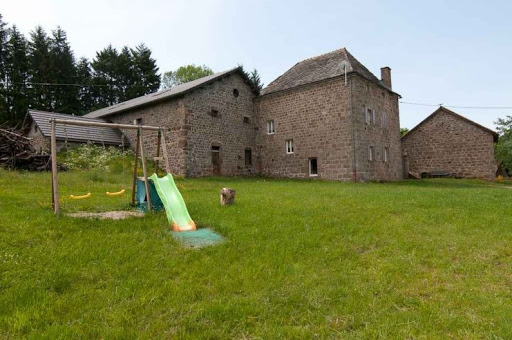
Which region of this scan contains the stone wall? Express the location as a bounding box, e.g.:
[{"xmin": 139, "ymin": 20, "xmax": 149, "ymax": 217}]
[
  {"xmin": 255, "ymin": 77, "xmax": 353, "ymax": 180},
  {"xmin": 185, "ymin": 73, "xmax": 256, "ymax": 176},
  {"xmin": 401, "ymin": 109, "xmax": 497, "ymax": 179},
  {"xmin": 27, "ymin": 122, "xmax": 50, "ymax": 153},
  {"xmin": 351, "ymin": 76, "xmax": 402, "ymax": 181},
  {"xmin": 254, "ymin": 74, "xmax": 401, "ymax": 181},
  {"xmin": 107, "ymin": 98, "xmax": 188, "ymax": 176}
]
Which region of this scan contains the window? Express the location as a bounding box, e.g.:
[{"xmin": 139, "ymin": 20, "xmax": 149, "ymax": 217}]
[
  {"xmin": 233, "ymin": 89, "xmax": 239, "ymax": 97},
  {"xmin": 211, "ymin": 145, "xmax": 220, "ymax": 152},
  {"xmin": 372, "ymin": 110, "xmax": 377, "ymax": 125},
  {"xmin": 309, "ymin": 158, "xmax": 318, "ymax": 176},
  {"xmin": 134, "ymin": 118, "xmax": 143, "ymax": 125},
  {"xmin": 267, "ymin": 120, "xmax": 275, "ymax": 134},
  {"xmin": 368, "ymin": 146, "xmax": 374, "ymax": 161},
  {"xmin": 286, "ymin": 139, "xmax": 294, "ymax": 154},
  {"xmin": 245, "ymin": 148, "xmax": 252, "ymax": 166},
  {"xmin": 381, "ymin": 111, "xmax": 387, "ymax": 128},
  {"xmin": 365, "ymin": 107, "xmax": 372, "ymax": 125},
  {"xmin": 243, "ymin": 116, "xmax": 250, "ymax": 124},
  {"xmin": 384, "ymin": 147, "xmax": 389, "ymax": 162},
  {"xmin": 210, "ymin": 109, "xmax": 219, "ymax": 118}
]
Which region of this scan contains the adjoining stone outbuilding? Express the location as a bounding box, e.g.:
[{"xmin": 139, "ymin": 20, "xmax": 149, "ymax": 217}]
[
  {"xmin": 84, "ymin": 68, "xmax": 259, "ymax": 177},
  {"xmin": 401, "ymin": 106, "xmax": 498, "ymax": 179}
]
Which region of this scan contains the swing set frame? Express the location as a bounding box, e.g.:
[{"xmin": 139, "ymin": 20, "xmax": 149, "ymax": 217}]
[{"xmin": 50, "ymin": 118, "xmax": 171, "ymax": 215}]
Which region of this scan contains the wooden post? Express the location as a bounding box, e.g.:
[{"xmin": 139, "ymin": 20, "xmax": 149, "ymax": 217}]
[
  {"xmin": 50, "ymin": 119, "xmax": 59, "ymax": 215},
  {"xmin": 160, "ymin": 129, "xmax": 171, "ymax": 173},
  {"xmin": 131, "ymin": 129, "xmax": 141, "ymax": 206},
  {"xmin": 155, "ymin": 129, "xmax": 161, "ymax": 173},
  {"xmin": 139, "ymin": 126, "xmax": 152, "ymax": 211}
]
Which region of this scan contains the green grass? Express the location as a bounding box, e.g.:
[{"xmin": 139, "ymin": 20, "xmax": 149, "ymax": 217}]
[{"xmin": 1, "ymin": 170, "xmax": 512, "ymax": 339}]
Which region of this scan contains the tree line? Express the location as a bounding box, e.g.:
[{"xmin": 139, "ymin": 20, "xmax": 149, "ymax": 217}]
[{"xmin": 0, "ymin": 13, "xmax": 160, "ymax": 127}]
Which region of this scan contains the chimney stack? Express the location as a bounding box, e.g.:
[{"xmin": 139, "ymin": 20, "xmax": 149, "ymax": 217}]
[{"xmin": 380, "ymin": 67, "xmax": 392, "ymax": 90}]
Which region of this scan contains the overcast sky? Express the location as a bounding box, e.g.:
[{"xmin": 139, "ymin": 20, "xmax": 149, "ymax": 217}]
[{"xmin": 3, "ymin": 0, "xmax": 512, "ymax": 130}]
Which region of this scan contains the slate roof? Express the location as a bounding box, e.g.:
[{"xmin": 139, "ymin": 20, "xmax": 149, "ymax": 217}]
[
  {"xmin": 261, "ymin": 48, "xmax": 393, "ymax": 96},
  {"xmin": 85, "ymin": 67, "xmax": 253, "ymax": 119},
  {"xmin": 402, "ymin": 106, "xmax": 499, "ymax": 142},
  {"xmin": 27, "ymin": 110, "xmax": 123, "ymax": 145}
]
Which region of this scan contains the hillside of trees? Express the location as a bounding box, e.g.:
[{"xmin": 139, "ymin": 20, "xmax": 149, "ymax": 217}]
[{"xmin": 0, "ymin": 14, "xmax": 160, "ymax": 127}]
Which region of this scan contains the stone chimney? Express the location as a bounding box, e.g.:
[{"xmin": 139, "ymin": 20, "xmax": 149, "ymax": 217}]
[{"xmin": 380, "ymin": 67, "xmax": 392, "ymax": 90}]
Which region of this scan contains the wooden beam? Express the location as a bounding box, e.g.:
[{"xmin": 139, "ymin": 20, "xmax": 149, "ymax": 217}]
[
  {"xmin": 51, "ymin": 118, "xmax": 160, "ymax": 131},
  {"xmin": 160, "ymin": 129, "xmax": 171, "ymax": 173},
  {"xmin": 155, "ymin": 129, "xmax": 161, "ymax": 174},
  {"xmin": 50, "ymin": 119, "xmax": 59, "ymax": 215},
  {"xmin": 139, "ymin": 127, "xmax": 152, "ymax": 211},
  {"xmin": 131, "ymin": 129, "xmax": 141, "ymax": 206}
]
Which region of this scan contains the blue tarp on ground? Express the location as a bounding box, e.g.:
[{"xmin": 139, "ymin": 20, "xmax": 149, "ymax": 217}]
[{"xmin": 171, "ymin": 228, "xmax": 224, "ymax": 248}]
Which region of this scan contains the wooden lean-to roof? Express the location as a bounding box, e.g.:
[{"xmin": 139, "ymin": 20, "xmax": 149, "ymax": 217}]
[{"xmin": 27, "ymin": 110, "xmax": 124, "ymax": 145}]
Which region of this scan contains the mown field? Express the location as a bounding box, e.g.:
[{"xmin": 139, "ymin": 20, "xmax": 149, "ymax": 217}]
[{"xmin": 1, "ymin": 170, "xmax": 512, "ymax": 339}]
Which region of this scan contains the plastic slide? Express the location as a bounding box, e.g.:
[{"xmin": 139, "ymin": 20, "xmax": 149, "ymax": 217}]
[{"xmin": 149, "ymin": 173, "xmax": 196, "ymax": 232}]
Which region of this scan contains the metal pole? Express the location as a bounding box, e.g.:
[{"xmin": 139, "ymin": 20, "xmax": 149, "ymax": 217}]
[{"xmin": 50, "ymin": 119, "xmax": 60, "ymax": 215}]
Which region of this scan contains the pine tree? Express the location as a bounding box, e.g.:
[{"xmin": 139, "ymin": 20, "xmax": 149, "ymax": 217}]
[
  {"xmin": 49, "ymin": 26, "xmax": 78, "ymax": 113},
  {"xmin": 0, "ymin": 14, "xmax": 9, "ymax": 122},
  {"xmin": 28, "ymin": 26, "xmax": 52, "ymax": 111},
  {"xmin": 91, "ymin": 45, "xmax": 119, "ymax": 108},
  {"xmin": 5, "ymin": 25, "xmax": 29, "ymax": 125},
  {"xmin": 117, "ymin": 46, "xmax": 134, "ymax": 102},
  {"xmin": 131, "ymin": 44, "xmax": 160, "ymax": 97},
  {"xmin": 76, "ymin": 57, "xmax": 93, "ymax": 114}
]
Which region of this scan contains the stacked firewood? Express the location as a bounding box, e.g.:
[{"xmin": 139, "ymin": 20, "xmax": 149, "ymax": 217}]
[{"xmin": 0, "ymin": 127, "xmax": 50, "ymax": 171}]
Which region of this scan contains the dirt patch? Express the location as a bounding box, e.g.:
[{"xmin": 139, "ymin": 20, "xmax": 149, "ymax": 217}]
[{"xmin": 68, "ymin": 211, "xmax": 144, "ymax": 220}]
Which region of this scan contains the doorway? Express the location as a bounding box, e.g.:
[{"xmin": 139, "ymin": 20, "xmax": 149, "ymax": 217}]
[{"xmin": 212, "ymin": 145, "xmax": 221, "ymax": 175}]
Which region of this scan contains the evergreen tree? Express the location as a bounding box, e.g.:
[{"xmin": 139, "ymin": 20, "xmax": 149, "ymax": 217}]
[
  {"xmin": 0, "ymin": 14, "xmax": 9, "ymax": 122},
  {"xmin": 49, "ymin": 26, "xmax": 78, "ymax": 113},
  {"xmin": 117, "ymin": 46, "xmax": 134, "ymax": 102},
  {"xmin": 28, "ymin": 26, "xmax": 52, "ymax": 111},
  {"xmin": 5, "ymin": 25, "xmax": 29, "ymax": 125},
  {"xmin": 248, "ymin": 68, "xmax": 264, "ymax": 91},
  {"xmin": 76, "ymin": 57, "xmax": 93, "ymax": 114},
  {"xmin": 91, "ymin": 44, "xmax": 119, "ymax": 108},
  {"xmin": 130, "ymin": 44, "xmax": 160, "ymax": 97}
]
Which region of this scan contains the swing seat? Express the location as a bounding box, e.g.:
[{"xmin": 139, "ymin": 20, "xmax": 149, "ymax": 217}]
[
  {"xmin": 70, "ymin": 193, "xmax": 92, "ymax": 200},
  {"xmin": 106, "ymin": 189, "xmax": 125, "ymax": 196}
]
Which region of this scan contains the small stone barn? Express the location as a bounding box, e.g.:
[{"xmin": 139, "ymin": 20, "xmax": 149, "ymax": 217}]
[
  {"xmin": 23, "ymin": 110, "xmax": 123, "ymax": 153},
  {"xmin": 401, "ymin": 106, "xmax": 498, "ymax": 179}
]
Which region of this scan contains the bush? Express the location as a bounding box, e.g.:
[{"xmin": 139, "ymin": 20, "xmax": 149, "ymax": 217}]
[{"xmin": 58, "ymin": 144, "xmax": 134, "ymax": 173}]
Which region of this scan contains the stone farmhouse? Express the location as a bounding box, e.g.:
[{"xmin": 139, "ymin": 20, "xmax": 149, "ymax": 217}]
[
  {"xmin": 81, "ymin": 48, "xmax": 402, "ymax": 181},
  {"xmin": 25, "ymin": 47, "xmax": 498, "ymax": 180},
  {"xmin": 401, "ymin": 106, "xmax": 498, "ymax": 179}
]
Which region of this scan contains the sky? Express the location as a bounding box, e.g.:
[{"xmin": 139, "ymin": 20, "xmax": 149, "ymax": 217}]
[{"xmin": 3, "ymin": 0, "xmax": 512, "ymax": 130}]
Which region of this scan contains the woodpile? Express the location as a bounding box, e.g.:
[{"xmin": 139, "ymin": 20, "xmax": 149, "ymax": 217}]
[{"xmin": 0, "ymin": 127, "xmax": 50, "ymax": 171}]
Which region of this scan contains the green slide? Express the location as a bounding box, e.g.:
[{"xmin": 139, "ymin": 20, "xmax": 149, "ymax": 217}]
[{"xmin": 149, "ymin": 173, "xmax": 196, "ymax": 232}]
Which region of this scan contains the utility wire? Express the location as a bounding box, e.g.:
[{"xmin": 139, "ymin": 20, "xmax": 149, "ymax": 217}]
[
  {"xmin": 11, "ymin": 81, "xmax": 144, "ymax": 88},
  {"xmin": 400, "ymin": 101, "xmax": 512, "ymax": 109}
]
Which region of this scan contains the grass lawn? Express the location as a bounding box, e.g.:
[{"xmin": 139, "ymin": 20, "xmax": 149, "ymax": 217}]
[{"xmin": 1, "ymin": 170, "xmax": 512, "ymax": 339}]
